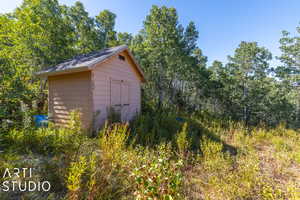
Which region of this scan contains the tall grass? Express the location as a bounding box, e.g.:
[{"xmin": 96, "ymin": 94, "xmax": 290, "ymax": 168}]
[
  {"xmin": 1, "ymin": 111, "xmax": 85, "ymax": 155},
  {"xmin": 0, "ymin": 110, "xmax": 299, "ymax": 199}
]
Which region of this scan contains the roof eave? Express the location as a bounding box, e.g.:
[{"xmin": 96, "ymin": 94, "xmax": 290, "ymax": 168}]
[{"xmin": 36, "ymin": 66, "xmax": 90, "ymax": 78}]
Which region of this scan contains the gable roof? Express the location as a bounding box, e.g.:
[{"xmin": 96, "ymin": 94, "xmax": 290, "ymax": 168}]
[{"xmin": 36, "ymin": 45, "xmax": 145, "ymax": 82}]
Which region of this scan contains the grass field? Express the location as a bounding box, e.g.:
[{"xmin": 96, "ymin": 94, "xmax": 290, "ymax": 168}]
[{"xmin": 0, "ymin": 111, "xmax": 299, "ymax": 200}]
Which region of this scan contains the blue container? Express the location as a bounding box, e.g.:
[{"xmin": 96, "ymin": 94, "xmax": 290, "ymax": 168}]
[
  {"xmin": 175, "ymin": 117, "xmax": 184, "ymax": 122},
  {"xmin": 33, "ymin": 115, "xmax": 48, "ymax": 127}
]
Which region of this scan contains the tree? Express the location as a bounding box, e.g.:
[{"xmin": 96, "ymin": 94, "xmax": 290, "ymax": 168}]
[
  {"xmin": 207, "ymin": 60, "xmax": 227, "ymax": 113},
  {"xmin": 116, "ymin": 32, "xmax": 133, "ymax": 46},
  {"xmin": 0, "ymin": 0, "xmax": 121, "ymax": 125},
  {"xmin": 64, "ymin": 1, "xmax": 101, "ymax": 54},
  {"xmin": 96, "ymin": 9, "xmax": 117, "ymax": 47},
  {"xmin": 277, "ymin": 26, "xmax": 300, "ymax": 80},
  {"xmin": 14, "ymin": 0, "xmax": 75, "ymax": 68},
  {"xmin": 277, "ymin": 24, "xmax": 300, "ymax": 125},
  {"xmin": 132, "ymin": 6, "xmax": 208, "ymax": 110},
  {"xmin": 211, "ymin": 42, "xmax": 273, "ymax": 125},
  {"xmin": 0, "ymin": 0, "xmax": 75, "ymax": 123}
]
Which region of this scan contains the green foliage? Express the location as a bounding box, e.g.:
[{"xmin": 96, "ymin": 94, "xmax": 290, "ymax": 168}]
[
  {"xmin": 130, "ymin": 110, "xmax": 183, "ymax": 146},
  {"xmin": 200, "ymin": 136, "xmax": 223, "ymax": 159},
  {"xmin": 20, "ymin": 101, "xmax": 33, "ymax": 129},
  {"xmin": 96, "ymin": 9, "xmax": 117, "ymax": 47},
  {"xmin": 86, "ymin": 124, "xmax": 185, "ymax": 199},
  {"xmin": 0, "ymin": 111, "xmax": 85, "ymax": 155},
  {"xmin": 176, "ymin": 122, "xmax": 190, "ymax": 156},
  {"xmin": 63, "ymin": 1, "xmax": 101, "ymax": 54},
  {"xmin": 0, "ymin": 110, "xmax": 299, "ymax": 199},
  {"xmin": 0, "ymin": 0, "xmax": 118, "ymax": 125},
  {"xmin": 0, "ymin": 0, "xmax": 72, "ymax": 124},
  {"xmin": 116, "ymin": 32, "xmax": 133, "ymax": 46},
  {"xmin": 277, "ymin": 26, "xmax": 300, "ymax": 80},
  {"xmin": 68, "ymin": 110, "xmax": 82, "ymax": 133},
  {"xmin": 276, "ymin": 25, "xmax": 300, "ymax": 127},
  {"xmin": 183, "ymin": 117, "xmax": 299, "ymax": 200},
  {"xmin": 208, "ymin": 41, "xmax": 294, "ymax": 126},
  {"xmin": 131, "ymin": 5, "xmax": 209, "ymax": 110},
  {"xmin": 1, "ymin": 0, "xmax": 299, "ymax": 128},
  {"xmin": 0, "ymin": 151, "xmax": 20, "ymax": 183},
  {"xmin": 99, "ymin": 122, "xmax": 129, "ymax": 161},
  {"xmin": 131, "ymin": 144, "xmax": 184, "ymax": 200},
  {"xmin": 66, "ymin": 156, "xmax": 87, "ymax": 200},
  {"xmin": 86, "ymin": 152, "xmax": 97, "ymax": 199}
]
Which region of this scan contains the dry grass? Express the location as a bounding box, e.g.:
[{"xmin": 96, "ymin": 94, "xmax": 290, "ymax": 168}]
[
  {"xmin": 183, "ymin": 123, "xmax": 300, "ymax": 200},
  {"xmin": 0, "ymin": 113, "xmax": 299, "ymax": 200}
]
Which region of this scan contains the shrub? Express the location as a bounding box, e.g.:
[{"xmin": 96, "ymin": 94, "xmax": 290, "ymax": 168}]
[
  {"xmin": 0, "ymin": 151, "xmax": 20, "ymax": 183},
  {"xmin": 66, "ymin": 156, "xmax": 87, "ymax": 200},
  {"xmin": 175, "ymin": 122, "xmax": 191, "ymax": 156},
  {"xmin": 99, "ymin": 122, "xmax": 129, "ymax": 162},
  {"xmin": 200, "ymin": 136, "xmax": 223, "ymax": 160},
  {"xmin": 122, "ymin": 143, "xmax": 183, "ymax": 200},
  {"xmin": 64, "ymin": 123, "xmax": 185, "ymax": 199},
  {"xmin": 1, "ymin": 111, "xmax": 85, "ymax": 155},
  {"xmin": 130, "ymin": 111, "xmax": 182, "ymax": 147},
  {"xmin": 86, "ymin": 152, "xmax": 97, "ymax": 200}
]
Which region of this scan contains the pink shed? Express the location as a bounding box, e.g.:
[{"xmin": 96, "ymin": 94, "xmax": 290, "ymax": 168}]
[{"xmin": 37, "ymin": 45, "xmax": 145, "ymax": 131}]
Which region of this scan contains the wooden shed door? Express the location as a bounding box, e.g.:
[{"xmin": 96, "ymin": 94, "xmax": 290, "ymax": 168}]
[
  {"xmin": 110, "ymin": 80, "xmax": 130, "ymax": 121},
  {"xmin": 121, "ymin": 82, "xmax": 130, "ymax": 121},
  {"xmin": 111, "ymin": 80, "xmax": 122, "ymax": 113}
]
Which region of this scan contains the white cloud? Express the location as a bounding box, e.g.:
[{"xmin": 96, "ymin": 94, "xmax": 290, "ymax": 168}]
[{"xmin": 1, "ymin": 0, "xmax": 23, "ymax": 13}]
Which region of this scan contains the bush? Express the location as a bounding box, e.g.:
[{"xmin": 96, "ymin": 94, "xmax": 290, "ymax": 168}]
[
  {"xmin": 64, "ymin": 123, "xmax": 185, "ymax": 199},
  {"xmin": 66, "ymin": 156, "xmax": 87, "ymax": 200},
  {"xmin": 130, "ymin": 111, "xmax": 183, "ymax": 147},
  {"xmin": 130, "ymin": 144, "xmax": 184, "ymax": 200},
  {"xmin": 1, "ymin": 111, "xmax": 85, "ymax": 155},
  {"xmin": 99, "ymin": 122, "xmax": 130, "ymax": 161},
  {"xmin": 176, "ymin": 122, "xmax": 191, "ymax": 156}
]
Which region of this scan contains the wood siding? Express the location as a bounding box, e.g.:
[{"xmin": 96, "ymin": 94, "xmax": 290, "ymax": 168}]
[
  {"xmin": 48, "ymin": 71, "xmax": 93, "ymax": 129},
  {"xmin": 92, "ymin": 51, "xmax": 141, "ymax": 129}
]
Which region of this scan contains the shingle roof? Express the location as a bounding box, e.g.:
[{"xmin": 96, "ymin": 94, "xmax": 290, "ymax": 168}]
[{"xmin": 37, "ymin": 45, "xmax": 128, "ymax": 76}]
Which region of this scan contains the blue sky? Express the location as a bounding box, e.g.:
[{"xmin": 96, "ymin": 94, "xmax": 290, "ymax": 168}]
[{"xmin": 2, "ymin": 0, "xmax": 300, "ymax": 66}]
